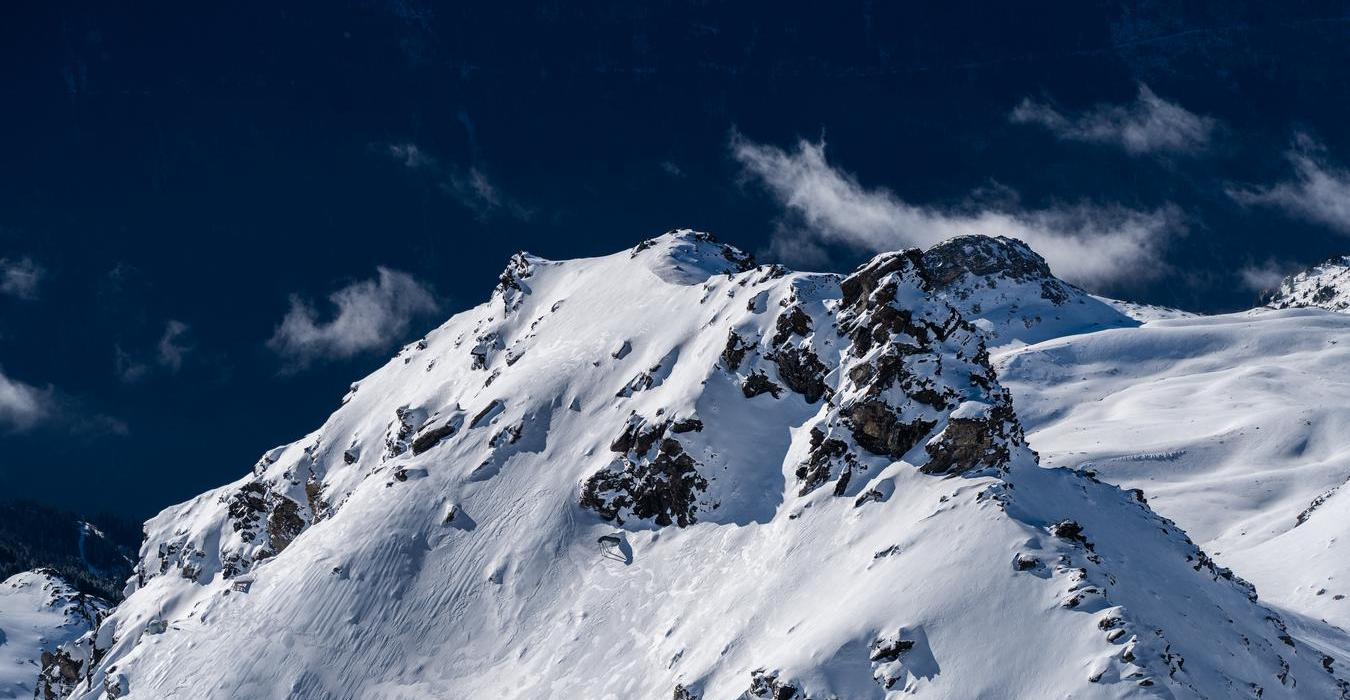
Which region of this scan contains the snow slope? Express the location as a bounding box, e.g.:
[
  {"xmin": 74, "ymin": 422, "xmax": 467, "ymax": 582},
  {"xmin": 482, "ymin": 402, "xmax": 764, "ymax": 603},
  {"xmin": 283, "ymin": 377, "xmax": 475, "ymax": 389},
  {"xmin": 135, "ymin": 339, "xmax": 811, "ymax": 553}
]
[
  {"xmin": 0, "ymin": 570, "xmax": 105, "ymax": 698},
  {"xmin": 1267, "ymin": 255, "xmax": 1350, "ymax": 313},
  {"xmin": 40, "ymin": 232, "xmax": 1345, "ymax": 699},
  {"xmin": 998, "ymin": 307, "xmax": 1350, "ymax": 663}
]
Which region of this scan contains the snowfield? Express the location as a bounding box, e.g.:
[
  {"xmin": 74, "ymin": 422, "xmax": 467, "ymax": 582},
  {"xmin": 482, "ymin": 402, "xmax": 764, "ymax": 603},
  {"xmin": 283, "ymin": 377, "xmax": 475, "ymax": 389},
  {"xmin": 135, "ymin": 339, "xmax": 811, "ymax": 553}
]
[
  {"xmin": 25, "ymin": 232, "xmax": 1350, "ymax": 699},
  {"xmin": 999, "ymin": 307, "xmax": 1350, "ymax": 667}
]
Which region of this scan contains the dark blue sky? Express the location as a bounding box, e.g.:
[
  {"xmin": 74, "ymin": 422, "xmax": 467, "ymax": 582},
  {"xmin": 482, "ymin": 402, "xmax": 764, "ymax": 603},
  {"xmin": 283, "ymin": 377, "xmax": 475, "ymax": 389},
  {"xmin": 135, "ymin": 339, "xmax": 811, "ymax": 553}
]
[{"xmin": 5, "ymin": 1, "xmax": 1350, "ymax": 518}]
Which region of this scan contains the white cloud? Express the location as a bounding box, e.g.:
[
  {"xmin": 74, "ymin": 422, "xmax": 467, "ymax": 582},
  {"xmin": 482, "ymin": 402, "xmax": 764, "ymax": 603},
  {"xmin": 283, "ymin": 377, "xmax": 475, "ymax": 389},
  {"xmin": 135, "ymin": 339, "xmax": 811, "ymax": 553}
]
[
  {"xmin": 157, "ymin": 320, "xmax": 191, "ymax": 372},
  {"xmin": 0, "ymin": 257, "xmax": 44, "ymax": 300},
  {"xmin": 1010, "ymin": 84, "xmax": 1215, "ymax": 156},
  {"xmin": 268, "ymin": 267, "xmax": 439, "ymax": 368},
  {"xmin": 0, "ymin": 369, "xmax": 50, "ymax": 432},
  {"xmin": 731, "ymin": 134, "xmax": 1179, "ymax": 287},
  {"xmin": 384, "ymin": 142, "xmax": 531, "ymax": 221},
  {"xmin": 1228, "ymin": 135, "xmax": 1350, "ymax": 234}
]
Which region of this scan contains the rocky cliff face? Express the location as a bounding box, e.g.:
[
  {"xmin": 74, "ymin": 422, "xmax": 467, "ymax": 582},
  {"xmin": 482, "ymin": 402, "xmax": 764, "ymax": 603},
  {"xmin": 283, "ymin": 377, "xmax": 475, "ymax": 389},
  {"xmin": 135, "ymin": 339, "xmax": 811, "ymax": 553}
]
[
  {"xmin": 1266, "ymin": 255, "xmax": 1350, "ymax": 313},
  {"xmin": 39, "ymin": 231, "xmax": 1346, "ymax": 699}
]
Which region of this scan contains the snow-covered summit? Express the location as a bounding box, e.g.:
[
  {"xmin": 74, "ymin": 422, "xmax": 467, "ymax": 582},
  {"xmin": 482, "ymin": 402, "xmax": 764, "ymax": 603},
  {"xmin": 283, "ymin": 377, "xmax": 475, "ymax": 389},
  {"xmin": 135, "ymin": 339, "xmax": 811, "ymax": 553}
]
[
  {"xmin": 919, "ymin": 235, "xmax": 1141, "ymax": 348},
  {"xmin": 36, "ymin": 231, "xmax": 1345, "ymax": 699},
  {"xmin": 629, "ymin": 229, "xmax": 757, "ymax": 284},
  {"xmin": 1267, "ymin": 255, "xmax": 1350, "ymax": 313}
]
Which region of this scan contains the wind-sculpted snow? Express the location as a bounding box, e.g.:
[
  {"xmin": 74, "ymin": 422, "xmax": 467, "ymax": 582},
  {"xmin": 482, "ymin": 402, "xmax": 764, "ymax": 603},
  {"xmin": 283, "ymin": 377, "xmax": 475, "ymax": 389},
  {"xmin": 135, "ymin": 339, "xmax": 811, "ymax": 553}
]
[{"xmin": 41, "ymin": 232, "xmax": 1347, "ymax": 698}]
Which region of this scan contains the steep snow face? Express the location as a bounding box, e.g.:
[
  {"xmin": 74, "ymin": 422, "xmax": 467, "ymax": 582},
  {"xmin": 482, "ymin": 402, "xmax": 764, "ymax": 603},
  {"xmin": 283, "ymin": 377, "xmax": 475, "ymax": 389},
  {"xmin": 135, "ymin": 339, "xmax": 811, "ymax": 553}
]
[
  {"xmin": 920, "ymin": 235, "xmax": 1140, "ymax": 349},
  {"xmin": 45, "ymin": 232, "xmax": 1344, "ymax": 699},
  {"xmin": 1267, "ymin": 256, "xmax": 1350, "ymax": 313},
  {"xmin": 0, "ymin": 570, "xmax": 106, "ymax": 698},
  {"xmin": 998, "ymin": 308, "xmax": 1350, "ymax": 662}
]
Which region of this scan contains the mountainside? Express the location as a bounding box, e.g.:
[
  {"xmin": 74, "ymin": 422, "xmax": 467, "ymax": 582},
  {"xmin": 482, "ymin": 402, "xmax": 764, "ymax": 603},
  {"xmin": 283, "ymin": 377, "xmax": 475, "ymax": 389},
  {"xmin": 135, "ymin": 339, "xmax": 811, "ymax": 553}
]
[
  {"xmin": 997, "ymin": 307, "xmax": 1350, "ymax": 664},
  {"xmin": 0, "ymin": 570, "xmax": 107, "ymax": 699},
  {"xmin": 36, "ymin": 232, "xmax": 1346, "ymax": 699},
  {"xmin": 1266, "ymin": 256, "xmax": 1350, "ymax": 313},
  {"xmin": 0, "ymin": 501, "xmax": 139, "ymax": 602}
]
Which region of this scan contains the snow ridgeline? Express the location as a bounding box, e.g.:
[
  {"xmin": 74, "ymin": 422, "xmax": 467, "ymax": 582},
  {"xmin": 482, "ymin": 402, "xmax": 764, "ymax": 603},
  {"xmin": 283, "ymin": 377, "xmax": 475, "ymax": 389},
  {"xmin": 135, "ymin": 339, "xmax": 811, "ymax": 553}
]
[{"xmin": 38, "ymin": 231, "xmax": 1345, "ymax": 698}]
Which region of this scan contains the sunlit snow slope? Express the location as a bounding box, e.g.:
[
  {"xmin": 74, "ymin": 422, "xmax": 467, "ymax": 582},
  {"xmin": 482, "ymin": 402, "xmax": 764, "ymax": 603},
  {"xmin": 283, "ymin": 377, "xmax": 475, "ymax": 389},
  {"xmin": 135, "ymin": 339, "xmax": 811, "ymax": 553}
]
[
  {"xmin": 38, "ymin": 233, "xmax": 1346, "ymax": 699},
  {"xmin": 999, "ymin": 307, "xmax": 1350, "ymax": 665}
]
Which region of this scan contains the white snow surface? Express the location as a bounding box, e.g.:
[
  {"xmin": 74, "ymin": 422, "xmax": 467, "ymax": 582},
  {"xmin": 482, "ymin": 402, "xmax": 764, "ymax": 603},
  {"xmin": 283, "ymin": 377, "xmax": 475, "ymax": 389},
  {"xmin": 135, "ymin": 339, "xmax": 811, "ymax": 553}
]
[
  {"xmin": 47, "ymin": 232, "xmax": 1345, "ymax": 699},
  {"xmin": 0, "ymin": 570, "xmax": 104, "ymax": 698},
  {"xmin": 998, "ymin": 307, "xmax": 1350, "ymax": 666}
]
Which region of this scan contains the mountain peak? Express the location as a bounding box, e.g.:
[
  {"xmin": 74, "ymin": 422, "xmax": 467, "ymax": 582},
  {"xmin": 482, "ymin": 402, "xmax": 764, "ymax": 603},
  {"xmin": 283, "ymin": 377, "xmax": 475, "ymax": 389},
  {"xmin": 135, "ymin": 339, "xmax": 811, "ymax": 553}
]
[
  {"xmin": 921, "ymin": 234, "xmax": 1054, "ymax": 288},
  {"xmin": 915, "ymin": 234, "xmax": 1138, "ymax": 347},
  {"xmin": 629, "ymin": 228, "xmax": 757, "ymax": 284}
]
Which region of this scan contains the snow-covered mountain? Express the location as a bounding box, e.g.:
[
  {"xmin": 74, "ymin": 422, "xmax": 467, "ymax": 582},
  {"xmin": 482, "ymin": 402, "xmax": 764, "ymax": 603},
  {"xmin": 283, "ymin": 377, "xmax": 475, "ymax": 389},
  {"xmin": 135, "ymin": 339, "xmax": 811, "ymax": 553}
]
[
  {"xmin": 998, "ymin": 306, "xmax": 1350, "ymax": 667},
  {"xmin": 0, "ymin": 570, "xmax": 106, "ymax": 699},
  {"xmin": 33, "ymin": 232, "xmax": 1346, "ymax": 698},
  {"xmin": 1266, "ymin": 256, "xmax": 1350, "ymax": 313}
]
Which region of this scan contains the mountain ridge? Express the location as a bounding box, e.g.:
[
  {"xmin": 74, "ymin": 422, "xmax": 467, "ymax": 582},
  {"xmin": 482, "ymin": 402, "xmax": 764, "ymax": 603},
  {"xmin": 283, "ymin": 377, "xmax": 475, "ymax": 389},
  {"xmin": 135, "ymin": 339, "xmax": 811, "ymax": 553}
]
[{"xmin": 33, "ymin": 231, "xmax": 1345, "ymax": 699}]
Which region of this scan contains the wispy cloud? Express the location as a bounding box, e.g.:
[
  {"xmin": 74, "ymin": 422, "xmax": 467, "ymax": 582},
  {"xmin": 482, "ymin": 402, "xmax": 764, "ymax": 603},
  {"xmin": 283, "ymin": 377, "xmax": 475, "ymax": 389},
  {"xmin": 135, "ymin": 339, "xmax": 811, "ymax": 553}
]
[
  {"xmin": 387, "ymin": 142, "xmax": 435, "ymax": 169},
  {"xmin": 268, "ymin": 267, "xmax": 439, "ymax": 368},
  {"xmin": 731, "ymin": 134, "xmax": 1180, "ymax": 287},
  {"xmin": 1228, "ymin": 135, "xmax": 1350, "ymax": 235},
  {"xmin": 115, "ymin": 319, "xmax": 193, "ymax": 383},
  {"xmin": 0, "ymin": 257, "xmax": 44, "ymax": 300},
  {"xmin": 114, "ymin": 345, "xmax": 149, "ymax": 384},
  {"xmin": 157, "ymin": 320, "xmax": 191, "ymax": 372},
  {"xmin": 382, "ymin": 142, "xmax": 532, "ymax": 221},
  {"xmin": 0, "ymin": 368, "xmax": 50, "ymax": 432},
  {"xmin": 1238, "ymin": 260, "xmax": 1298, "ymax": 292},
  {"xmin": 0, "ymin": 365, "xmax": 126, "ymax": 435},
  {"xmin": 1010, "ymin": 84, "xmax": 1216, "ymax": 156}
]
